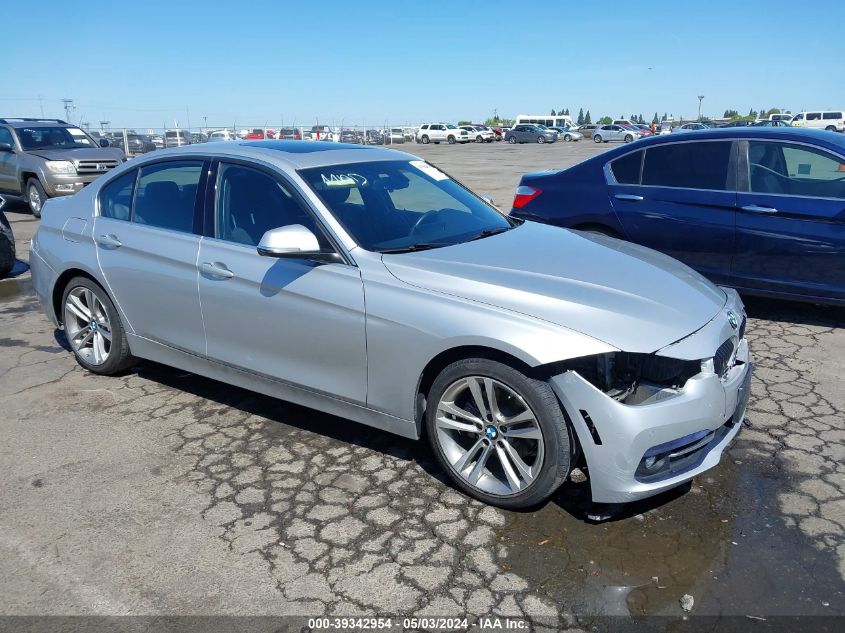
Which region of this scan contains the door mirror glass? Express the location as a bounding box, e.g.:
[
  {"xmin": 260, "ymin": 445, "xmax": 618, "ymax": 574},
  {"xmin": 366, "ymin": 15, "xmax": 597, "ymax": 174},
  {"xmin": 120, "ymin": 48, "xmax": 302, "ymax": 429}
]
[
  {"xmin": 99, "ymin": 138, "xmax": 110, "ymax": 148},
  {"xmin": 257, "ymin": 224, "xmax": 322, "ymax": 257},
  {"xmin": 0, "ymin": 143, "xmax": 13, "ymax": 152}
]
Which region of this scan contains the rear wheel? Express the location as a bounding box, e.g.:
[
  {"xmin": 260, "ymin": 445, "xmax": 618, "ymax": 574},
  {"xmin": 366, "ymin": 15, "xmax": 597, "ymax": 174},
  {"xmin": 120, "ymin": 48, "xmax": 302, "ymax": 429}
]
[
  {"xmin": 825, "ymin": 125, "xmax": 837, "ymax": 132},
  {"xmin": 26, "ymin": 178, "xmax": 46, "ymax": 218},
  {"xmin": 593, "ymin": 135, "xmax": 602, "ymax": 143},
  {"xmin": 426, "ymin": 358, "xmax": 571, "ymax": 509},
  {"xmin": 62, "ymin": 277, "xmax": 135, "ymax": 375}
]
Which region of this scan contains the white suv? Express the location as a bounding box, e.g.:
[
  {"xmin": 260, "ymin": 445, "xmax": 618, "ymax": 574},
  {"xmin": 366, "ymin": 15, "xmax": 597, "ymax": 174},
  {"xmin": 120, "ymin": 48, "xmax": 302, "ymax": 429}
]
[
  {"xmin": 459, "ymin": 125, "xmax": 495, "ymax": 143},
  {"xmin": 791, "ymin": 110, "xmax": 844, "ymax": 133},
  {"xmin": 416, "ymin": 123, "xmax": 470, "ymax": 144}
]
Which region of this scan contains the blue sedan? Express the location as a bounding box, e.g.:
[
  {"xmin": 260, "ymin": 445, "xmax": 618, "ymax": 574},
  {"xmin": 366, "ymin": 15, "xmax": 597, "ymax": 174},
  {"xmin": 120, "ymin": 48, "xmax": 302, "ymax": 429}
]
[{"xmin": 510, "ymin": 128, "xmax": 845, "ymax": 306}]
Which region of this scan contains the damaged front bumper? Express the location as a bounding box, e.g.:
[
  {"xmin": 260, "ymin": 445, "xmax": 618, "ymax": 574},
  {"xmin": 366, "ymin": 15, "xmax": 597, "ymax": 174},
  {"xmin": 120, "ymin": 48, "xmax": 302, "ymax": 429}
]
[{"xmin": 550, "ymin": 291, "xmax": 752, "ymax": 504}]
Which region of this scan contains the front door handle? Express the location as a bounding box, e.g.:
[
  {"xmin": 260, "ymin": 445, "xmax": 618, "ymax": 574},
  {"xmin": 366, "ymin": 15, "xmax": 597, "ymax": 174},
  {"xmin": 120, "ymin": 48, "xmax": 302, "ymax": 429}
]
[
  {"xmin": 200, "ymin": 262, "xmax": 234, "ymax": 279},
  {"xmin": 614, "ymin": 194, "xmax": 644, "ymax": 201},
  {"xmin": 741, "ymin": 204, "xmax": 778, "ymax": 214},
  {"xmin": 96, "ymin": 233, "xmax": 122, "ymax": 248}
]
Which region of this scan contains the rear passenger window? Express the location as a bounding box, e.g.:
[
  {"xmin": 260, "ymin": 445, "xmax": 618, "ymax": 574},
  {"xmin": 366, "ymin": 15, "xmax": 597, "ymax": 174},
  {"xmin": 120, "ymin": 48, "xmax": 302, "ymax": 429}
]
[
  {"xmin": 99, "ymin": 170, "xmax": 136, "ymax": 220},
  {"xmin": 610, "ymin": 151, "xmax": 642, "ymax": 184},
  {"xmin": 642, "ymin": 142, "xmax": 731, "ymax": 190},
  {"xmin": 133, "ymin": 161, "xmax": 202, "ymax": 232},
  {"xmin": 823, "ymin": 112, "xmax": 841, "ymax": 120}
]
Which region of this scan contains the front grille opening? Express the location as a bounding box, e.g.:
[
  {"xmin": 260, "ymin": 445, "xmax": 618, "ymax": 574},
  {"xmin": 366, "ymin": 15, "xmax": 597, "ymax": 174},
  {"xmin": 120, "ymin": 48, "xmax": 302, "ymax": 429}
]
[
  {"xmin": 580, "ymin": 410, "xmax": 602, "ymax": 445},
  {"xmin": 713, "ymin": 338, "xmax": 736, "ymax": 377}
]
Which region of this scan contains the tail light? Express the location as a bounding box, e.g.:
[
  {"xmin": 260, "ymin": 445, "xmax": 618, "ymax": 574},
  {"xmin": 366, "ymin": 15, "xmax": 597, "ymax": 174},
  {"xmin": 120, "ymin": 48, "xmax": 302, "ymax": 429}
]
[{"xmin": 512, "ymin": 185, "xmax": 542, "ymax": 209}]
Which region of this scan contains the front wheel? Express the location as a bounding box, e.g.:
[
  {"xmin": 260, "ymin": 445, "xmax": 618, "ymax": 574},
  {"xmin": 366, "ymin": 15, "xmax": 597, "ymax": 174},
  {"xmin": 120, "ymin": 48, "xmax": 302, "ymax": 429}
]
[
  {"xmin": 593, "ymin": 135, "xmax": 602, "ymax": 143},
  {"xmin": 426, "ymin": 358, "xmax": 571, "ymax": 509},
  {"xmin": 537, "ymin": 136, "xmax": 545, "ymax": 144},
  {"xmin": 564, "ymin": 134, "xmax": 572, "ymax": 142},
  {"xmin": 624, "ymin": 134, "xmax": 634, "ymax": 143},
  {"xmin": 507, "ymin": 136, "xmax": 516, "ymax": 144},
  {"xmin": 26, "ymin": 178, "xmax": 47, "ymax": 218},
  {"xmin": 421, "ymin": 135, "xmax": 430, "ymax": 144},
  {"xmin": 62, "ymin": 277, "xmax": 135, "ymax": 375},
  {"xmin": 447, "ymin": 135, "xmax": 456, "ymax": 145}
]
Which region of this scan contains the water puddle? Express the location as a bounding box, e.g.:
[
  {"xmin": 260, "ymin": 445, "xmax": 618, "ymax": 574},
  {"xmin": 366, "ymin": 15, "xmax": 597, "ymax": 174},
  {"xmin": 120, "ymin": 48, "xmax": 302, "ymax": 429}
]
[
  {"xmin": 497, "ymin": 457, "xmax": 844, "ymax": 617},
  {"xmin": 0, "ymin": 277, "xmax": 32, "ymax": 302}
]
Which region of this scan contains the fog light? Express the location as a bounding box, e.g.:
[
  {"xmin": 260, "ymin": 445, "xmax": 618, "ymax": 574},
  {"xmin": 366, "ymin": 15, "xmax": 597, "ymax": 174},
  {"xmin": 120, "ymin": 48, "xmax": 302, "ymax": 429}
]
[
  {"xmin": 54, "ymin": 184, "xmax": 76, "ymax": 192},
  {"xmin": 644, "ymin": 455, "xmax": 659, "ymax": 469}
]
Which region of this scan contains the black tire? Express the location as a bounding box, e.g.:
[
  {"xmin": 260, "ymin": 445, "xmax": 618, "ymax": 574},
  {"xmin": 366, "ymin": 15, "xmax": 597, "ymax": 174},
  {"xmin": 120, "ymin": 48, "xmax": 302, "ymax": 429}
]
[
  {"xmin": 624, "ymin": 134, "xmax": 634, "ymax": 143},
  {"xmin": 26, "ymin": 178, "xmax": 46, "ymax": 218},
  {"xmin": 0, "ymin": 212, "xmax": 14, "ymax": 278},
  {"xmin": 593, "ymin": 135, "xmax": 602, "ymax": 143},
  {"xmin": 537, "ymin": 136, "xmax": 545, "ymax": 144},
  {"xmin": 825, "ymin": 125, "xmax": 837, "ymax": 132},
  {"xmin": 421, "ymin": 135, "xmax": 430, "ymax": 144},
  {"xmin": 447, "ymin": 135, "xmax": 456, "ymax": 145},
  {"xmin": 508, "ymin": 136, "xmax": 516, "ymax": 144},
  {"xmin": 426, "ymin": 358, "xmax": 571, "ymax": 509},
  {"xmin": 61, "ymin": 276, "xmax": 136, "ymax": 375}
]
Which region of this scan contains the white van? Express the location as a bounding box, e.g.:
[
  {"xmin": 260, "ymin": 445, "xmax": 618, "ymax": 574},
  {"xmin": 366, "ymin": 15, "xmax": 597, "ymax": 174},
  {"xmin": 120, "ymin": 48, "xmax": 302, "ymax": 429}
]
[{"xmin": 791, "ymin": 111, "xmax": 844, "ymax": 132}]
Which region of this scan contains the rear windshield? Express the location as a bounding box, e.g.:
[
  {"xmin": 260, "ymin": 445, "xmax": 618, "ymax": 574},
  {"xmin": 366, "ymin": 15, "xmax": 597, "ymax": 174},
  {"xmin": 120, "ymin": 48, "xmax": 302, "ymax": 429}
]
[{"xmin": 16, "ymin": 126, "xmax": 96, "ymax": 150}]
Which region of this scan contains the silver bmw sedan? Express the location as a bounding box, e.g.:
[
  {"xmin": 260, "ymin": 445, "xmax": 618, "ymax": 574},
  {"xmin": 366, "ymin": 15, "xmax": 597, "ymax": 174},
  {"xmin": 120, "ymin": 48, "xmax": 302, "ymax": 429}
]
[{"xmin": 29, "ymin": 141, "xmax": 752, "ymax": 509}]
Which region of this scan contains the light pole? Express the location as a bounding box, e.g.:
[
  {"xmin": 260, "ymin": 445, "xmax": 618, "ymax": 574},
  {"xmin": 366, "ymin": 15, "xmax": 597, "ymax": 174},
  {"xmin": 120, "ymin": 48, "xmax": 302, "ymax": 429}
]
[{"xmin": 697, "ymin": 95, "xmax": 704, "ymax": 120}]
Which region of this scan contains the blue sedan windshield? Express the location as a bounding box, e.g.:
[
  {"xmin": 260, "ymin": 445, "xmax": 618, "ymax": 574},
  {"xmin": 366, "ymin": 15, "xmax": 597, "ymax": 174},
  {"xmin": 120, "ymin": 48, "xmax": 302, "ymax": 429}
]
[{"xmin": 300, "ymin": 160, "xmax": 512, "ymax": 252}]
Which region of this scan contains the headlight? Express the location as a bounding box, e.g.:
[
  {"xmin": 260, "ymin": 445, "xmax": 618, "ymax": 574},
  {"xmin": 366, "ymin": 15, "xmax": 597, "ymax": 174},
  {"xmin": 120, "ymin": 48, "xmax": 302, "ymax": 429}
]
[{"xmin": 45, "ymin": 160, "xmax": 76, "ymax": 175}]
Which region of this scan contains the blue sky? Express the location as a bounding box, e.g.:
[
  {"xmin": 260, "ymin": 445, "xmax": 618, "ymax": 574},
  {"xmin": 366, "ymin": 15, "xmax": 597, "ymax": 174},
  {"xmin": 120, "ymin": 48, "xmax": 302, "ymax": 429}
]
[{"xmin": 2, "ymin": 0, "xmax": 843, "ymax": 129}]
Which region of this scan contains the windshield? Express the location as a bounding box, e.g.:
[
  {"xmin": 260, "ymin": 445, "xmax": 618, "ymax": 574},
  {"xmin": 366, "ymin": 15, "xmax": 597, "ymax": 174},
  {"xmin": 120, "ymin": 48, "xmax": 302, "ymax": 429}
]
[
  {"xmin": 16, "ymin": 126, "xmax": 96, "ymax": 150},
  {"xmin": 445, "ymin": 124, "xmax": 458, "ymax": 129},
  {"xmin": 299, "ymin": 160, "xmax": 513, "ymax": 253}
]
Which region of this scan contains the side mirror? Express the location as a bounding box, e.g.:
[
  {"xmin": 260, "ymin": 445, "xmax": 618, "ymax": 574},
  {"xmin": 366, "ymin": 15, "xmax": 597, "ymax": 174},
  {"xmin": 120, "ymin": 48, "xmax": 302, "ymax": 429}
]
[
  {"xmin": 99, "ymin": 138, "xmax": 110, "ymax": 148},
  {"xmin": 257, "ymin": 224, "xmax": 340, "ymax": 262},
  {"xmin": 0, "ymin": 143, "xmax": 14, "ymax": 152}
]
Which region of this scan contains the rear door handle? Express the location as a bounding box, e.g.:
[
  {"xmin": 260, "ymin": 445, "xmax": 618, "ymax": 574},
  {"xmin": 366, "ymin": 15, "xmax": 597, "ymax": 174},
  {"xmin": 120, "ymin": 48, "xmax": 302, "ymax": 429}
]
[
  {"xmin": 741, "ymin": 204, "xmax": 778, "ymax": 214},
  {"xmin": 614, "ymin": 194, "xmax": 644, "ymax": 201},
  {"xmin": 200, "ymin": 261, "xmax": 234, "ymax": 279},
  {"xmin": 96, "ymin": 233, "xmax": 122, "ymax": 248}
]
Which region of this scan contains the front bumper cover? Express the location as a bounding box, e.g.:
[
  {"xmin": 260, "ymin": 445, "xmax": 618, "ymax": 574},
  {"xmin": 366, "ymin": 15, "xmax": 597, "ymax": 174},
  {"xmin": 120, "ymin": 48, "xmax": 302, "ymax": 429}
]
[{"xmin": 550, "ymin": 338, "xmax": 751, "ymax": 504}]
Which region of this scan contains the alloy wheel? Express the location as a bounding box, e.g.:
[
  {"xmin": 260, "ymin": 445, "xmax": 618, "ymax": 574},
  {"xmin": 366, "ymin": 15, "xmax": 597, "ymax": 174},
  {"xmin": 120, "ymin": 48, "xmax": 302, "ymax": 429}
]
[
  {"xmin": 64, "ymin": 286, "xmax": 112, "ymax": 366},
  {"xmin": 434, "ymin": 376, "xmax": 545, "ymax": 497},
  {"xmin": 28, "ymin": 184, "xmax": 42, "ymax": 214}
]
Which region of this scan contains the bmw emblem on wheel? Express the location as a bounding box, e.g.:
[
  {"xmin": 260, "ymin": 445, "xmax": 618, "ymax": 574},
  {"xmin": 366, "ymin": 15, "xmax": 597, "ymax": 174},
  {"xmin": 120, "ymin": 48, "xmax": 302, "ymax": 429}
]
[{"xmin": 727, "ymin": 310, "xmax": 739, "ymax": 329}]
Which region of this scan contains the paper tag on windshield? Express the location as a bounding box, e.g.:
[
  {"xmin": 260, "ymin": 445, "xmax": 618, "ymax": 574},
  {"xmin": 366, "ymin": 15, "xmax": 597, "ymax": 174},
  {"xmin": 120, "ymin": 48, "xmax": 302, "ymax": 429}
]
[
  {"xmin": 410, "ymin": 160, "xmax": 448, "ymax": 181},
  {"xmin": 322, "ymin": 173, "xmax": 357, "ymax": 188}
]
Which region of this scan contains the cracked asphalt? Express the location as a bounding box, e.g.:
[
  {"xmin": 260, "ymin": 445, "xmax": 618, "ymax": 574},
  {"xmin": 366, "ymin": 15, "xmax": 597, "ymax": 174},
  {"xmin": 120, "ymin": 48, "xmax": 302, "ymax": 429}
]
[{"xmin": 1, "ymin": 142, "xmax": 844, "ymax": 630}]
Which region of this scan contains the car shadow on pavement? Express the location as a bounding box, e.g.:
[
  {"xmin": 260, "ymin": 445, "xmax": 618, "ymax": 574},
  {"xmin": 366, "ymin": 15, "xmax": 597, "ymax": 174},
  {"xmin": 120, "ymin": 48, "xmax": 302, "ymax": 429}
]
[{"xmin": 743, "ymin": 294, "xmax": 844, "ymax": 328}]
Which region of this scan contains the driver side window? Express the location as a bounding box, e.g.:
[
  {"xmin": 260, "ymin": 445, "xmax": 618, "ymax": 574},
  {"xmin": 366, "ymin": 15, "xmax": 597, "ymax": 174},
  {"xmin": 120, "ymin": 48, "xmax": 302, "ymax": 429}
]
[
  {"xmin": 215, "ymin": 163, "xmax": 330, "ymax": 248},
  {"xmin": 749, "ymin": 142, "xmax": 845, "ymax": 199}
]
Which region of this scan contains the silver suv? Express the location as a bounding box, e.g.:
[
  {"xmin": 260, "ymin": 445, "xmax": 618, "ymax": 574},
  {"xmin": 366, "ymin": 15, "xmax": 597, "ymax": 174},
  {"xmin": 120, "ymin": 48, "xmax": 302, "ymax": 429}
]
[{"xmin": 0, "ymin": 118, "xmax": 125, "ymax": 217}]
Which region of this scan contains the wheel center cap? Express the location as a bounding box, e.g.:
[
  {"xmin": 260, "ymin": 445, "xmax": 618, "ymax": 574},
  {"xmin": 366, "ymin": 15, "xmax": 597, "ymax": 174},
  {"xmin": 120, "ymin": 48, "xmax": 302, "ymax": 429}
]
[{"xmin": 485, "ymin": 425, "xmax": 498, "ymax": 440}]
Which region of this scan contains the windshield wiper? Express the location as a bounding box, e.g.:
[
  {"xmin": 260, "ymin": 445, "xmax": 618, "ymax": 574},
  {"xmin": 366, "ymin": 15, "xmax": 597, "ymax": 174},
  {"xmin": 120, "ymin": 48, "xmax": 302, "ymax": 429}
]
[
  {"xmin": 379, "ymin": 242, "xmax": 451, "ymax": 254},
  {"xmin": 468, "ymin": 226, "xmax": 512, "ymax": 241}
]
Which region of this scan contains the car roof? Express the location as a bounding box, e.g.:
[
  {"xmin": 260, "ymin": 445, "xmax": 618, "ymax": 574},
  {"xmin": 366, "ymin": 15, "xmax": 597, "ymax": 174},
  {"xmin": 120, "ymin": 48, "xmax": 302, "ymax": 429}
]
[
  {"xmin": 636, "ymin": 126, "xmax": 845, "ymax": 149},
  {"xmin": 0, "ymin": 119, "xmax": 73, "ymax": 128},
  {"xmin": 131, "ymin": 140, "xmax": 417, "ymax": 170}
]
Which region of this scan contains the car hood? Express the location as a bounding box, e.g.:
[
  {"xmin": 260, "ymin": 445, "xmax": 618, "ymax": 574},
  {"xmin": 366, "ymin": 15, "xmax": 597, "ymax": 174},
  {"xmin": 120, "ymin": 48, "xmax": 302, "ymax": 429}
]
[
  {"xmin": 381, "ymin": 222, "xmax": 726, "ymax": 354},
  {"xmin": 25, "ymin": 147, "xmax": 125, "ymax": 161}
]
